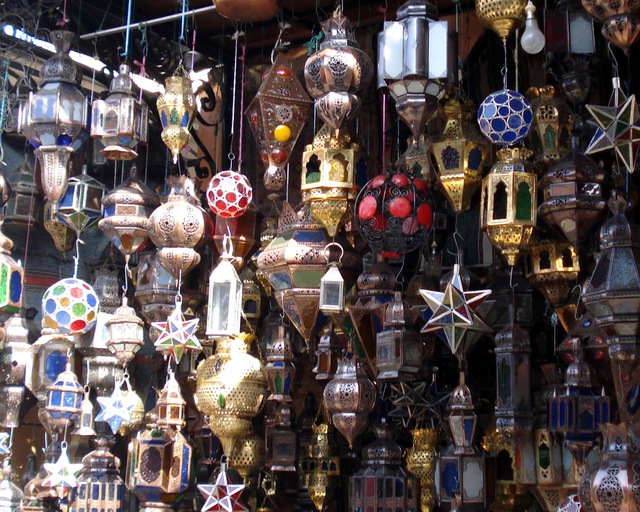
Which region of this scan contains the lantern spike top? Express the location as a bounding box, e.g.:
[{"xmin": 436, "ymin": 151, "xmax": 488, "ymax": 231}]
[{"xmin": 40, "ymin": 30, "xmax": 79, "ymax": 85}]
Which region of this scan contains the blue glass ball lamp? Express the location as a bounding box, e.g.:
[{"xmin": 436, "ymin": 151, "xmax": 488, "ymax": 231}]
[{"xmin": 477, "ymin": 90, "xmax": 533, "ymax": 146}]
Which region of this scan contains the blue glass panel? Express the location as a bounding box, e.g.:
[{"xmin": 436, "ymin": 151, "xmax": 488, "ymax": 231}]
[
  {"xmin": 491, "ymin": 119, "xmax": 506, "ymax": 132},
  {"xmin": 46, "ymin": 350, "xmax": 67, "ymax": 382},
  {"xmin": 442, "ymin": 462, "xmax": 460, "ymax": 498},
  {"xmin": 294, "ymin": 230, "xmax": 327, "ymax": 243},
  {"xmin": 9, "ymin": 270, "xmax": 22, "ymax": 304}
]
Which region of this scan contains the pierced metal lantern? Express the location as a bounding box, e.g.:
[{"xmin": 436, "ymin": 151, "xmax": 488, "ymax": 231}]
[
  {"xmin": 206, "ymin": 237, "xmax": 243, "ymax": 339},
  {"xmin": 527, "ymin": 86, "xmax": 574, "ymax": 167},
  {"xmin": 156, "ymin": 72, "xmax": 196, "ymax": 163},
  {"xmin": 92, "ymin": 265, "xmax": 121, "ymax": 314},
  {"xmin": 301, "ymin": 125, "xmax": 360, "ymax": 236},
  {"xmin": 75, "ymin": 437, "xmax": 124, "ymax": 512},
  {"xmin": 4, "ymin": 160, "xmax": 42, "ymax": 227},
  {"xmin": 431, "ymin": 99, "xmax": 491, "ymax": 213},
  {"xmin": 480, "ymin": 147, "xmax": 537, "ymax": 266},
  {"xmin": 376, "ymin": 291, "xmax": 422, "ymax": 381},
  {"xmin": 306, "ymin": 422, "xmax": 341, "ymax": 511},
  {"xmin": 99, "ymin": 166, "xmax": 161, "ymax": 264},
  {"xmin": 304, "ymin": 6, "xmax": 374, "ymax": 132},
  {"xmin": 241, "ymin": 267, "xmax": 262, "ymax": 331},
  {"xmin": 134, "ymin": 251, "xmax": 179, "ymax": 326},
  {"xmin": 581, "ymin": 0, "xmax": 640, "ymax": 50},
  {"xmin": 20, "ymin": 30, "xmax": 87, "ymax": 204},
  {"xmin": 105, "ymin": 297, "xmax": 145, "ymax": 366},
  {"xmin": 45, "ymin": 362, "xmax": 83, "ymax": 432},
  {"xmin": 377, "ymin": 0, "xmax": 457, "ymax": 141},
  {"xmin": 323, "ymin": 354, "xmax": 377, "ymax": 448},
  {"xmin": 91, "ymin": 63, "xmax": 148, "ymax": 161},
  {"xmin": 42, "ymin": 278, "xmax": 100, "ymax": 335},
  {"xmin": 538, "ymin": 136, "xmax": 606, "ymax": 248},
  {"xmin": 349, "ymin": 421, "xmax": 419, "ymax": 512},
  {"xmin": 475, "ymin": 0, "xmax": 527, "ymax": 40},
  {"xmin": 264, "ymin": 325, "xmax": 296, "ymax": 402},
  {"xmin": 246, "ymin": 52, "xmax": 313, "ymax": 192},
  {"xmin": 43, "ymin": 183, "xmax": 76, "ymax": 252},
  {"xmin": 57, "ymin": 165, "xmax": 106, "ymax": 234}
]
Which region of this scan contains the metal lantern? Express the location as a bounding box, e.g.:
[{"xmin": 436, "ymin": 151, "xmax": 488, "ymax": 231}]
[
  {"xmin": 91, "ymin": 63, "xmax": 148, "ymax": 161},
  {"xmin": 545, "ymin": 0, "xmax": 596, "ymax": 55},
  {"xmin": 0, "ymin": 317, "xmax": 32, "ymax": 428},
  {"xmin": 527, "ymin": 86, "xmax": 574, "ymax": 167},
  {"xmin": 241, "ymin": 268, "xmax": 262, "ymax": 331},
  {"xmin": 313, "ymin": 323, "xmax": 342, "ymax": 381},
  {"xmin": 157, "ymin": 370, "xmax": 186, "ymax": 431},
  {"xmin": 304, "ymin": 6, "xmax": 373, "ymax": 132},
  {"xmin": 74, "ymin": 390, "xmax": 96, "ymax": 437},
  {"xmin": 92, "ymin": 264, "xmax": 121, "ymax": 314},
  {"xmin": 156, "ymin": 72, "xmax": 196, "ymax": 163},
  {"xmin": 323, "ymin": 354, "xmax": 377, "ymax": 448},
  {"xmin": 134, "ymin": 251, "xmax": 180, "ymax": 326},
  {"xmin": 246, "ymin": 52, "xmax": 313, "ymax": 193},
  {"xmin": 98, "ymin": 166, "xmax": 161, "ymax": 264},
  {"xmin": 301, "ymin": 125, "xmax": 360, "ymax": 236},
  {"xmin": 480, "ymin": 147, "xmax": 537, "ymax": 266},
  {"xmin": 229, "ymin": 432, "xmax": 265, "ymax": 483},
  {"xmin": 431, "ymin": 99, "xmax": 491, "ymax": 213},
  {"xmin": 306, "ymin": 422, "xmax": 341, "ymax": 511},
  {"xmin": 377, "ymin": 0, "xmax": 457, "ymax": 141},
  {"xmin": 475, "ymin": 0, "xmax": 527, "ymax": 40},
  {"xmin": 0, "ymin": 223, "xmax": 23, "ymax": 324},
  {"xmin": 45, "ymin": 362, "xmax": 84, "ymax": 432},
  {"xmin": 376, "ymin": 291, "xmax": 422, "ymax": 381},
  {"xmin": 57, "ymin": 165, "xmax": 106, "ymax": 234},
  {"xmin": 4, "ymin": 160, "xmax": 42, "ymax": 227},
  {"xmin": 105, "ymin": 297, "xmax": 145, "ymax": 366},
  {"xmin": 581, "ymin": 0, "xmax": 640, "ymax": 50},
  {"xmin": 438, "ymin": 372, "xmax": 486, "ymax": 512},
  {"xmin": 41, "ymin": 278, "xmax": 100, "ymax": 335},
  {"xmin": 20, "ymin": 30, "xmax": 87, "ymax": 204},
  {"xmin": 538, "ymin": 135, "xmax": 606, "ymax": 248},
  {"xmin": 264, "ymin": 325, "xmax": 296, "ymax": 402},
  {"xmin": 349, "ymin": 421, "xmax": 419, "ymax": 512},
  {"xmin": 44, "ymin": 199, "xmax": 76, "ymax": 252},
  {"xmin": 206, "ymin": 237, "xmax": 243, "ymax": 339},
  {"xmin": 74, "ymin": 437, "xmax": 124, "ymax": 512},
  {"xmin": 265, "ymin": 402, "xmax": 297, "ymax": 472},
  {"xmin": 0, "ymin": 460, "xmax": 24, "ymax": 512}
]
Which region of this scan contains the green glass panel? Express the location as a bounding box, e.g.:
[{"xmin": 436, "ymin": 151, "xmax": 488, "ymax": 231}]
[
  {"xmin": 538, "ymin": 443, "xmax": 551, "ymax": 470},
  {"xmin": 275, "ymin": 372, "xmax": 283, "ymax": 392},
  {"xmin": 515, "ymin": 182, "xmax": 532, "ymax": 221},
  {"xmin": 0, "ymin": 265, "xmax": 7, "ymax": 305},
  {"xmin": 291, "ymin": 269, "xmax": 323, "ymax": 287}
]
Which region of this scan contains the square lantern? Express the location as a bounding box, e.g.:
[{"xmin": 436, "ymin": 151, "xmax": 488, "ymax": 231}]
[
  {"xmin": 438, "ymin": 446, "xmax": 486, "ymax": 508},
  {"xmin": 4, "ymin": 161, "xmax": 42, "ymax": 227},
  {"xmin": 268, "ymin": 411, "xmax": 297, "ymax": 472},
  {"xmin": 545, "ymin": 4, "xmax": 596, "ymax": 55},
  {"xmin": 320, "ymin": 263, "xmax": 345, "ymax": 313},
  {"xmin": 206, "ymin": 255, "xmax": 243, "ymax": 338}
]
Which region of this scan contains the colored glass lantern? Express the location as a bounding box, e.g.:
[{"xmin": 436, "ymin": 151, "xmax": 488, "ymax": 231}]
[
  {"xmin": 431, "ymin": 99, "xmax": 491, "ymax": 212},
  {"xmin": 212, "ymin": 203, "xmax": 262, "ymax": 271},
  {"xmin": 105, "ymin": 297, "xmax": 145, "ymax": 366},
  {"xmin": 43, "ymin": 199, "xmax": 76, "ymax": 252},
  {"xmin": 74, "ymin": 437, "xmax": 124, "ymax": 512},
  {"xmin": 527, "ymin": 86, "xmax": 574, "ymax": 166},
  {"xmin": 377, "ymin": 0, "xmax": 457, "ymax": 141},
  {"xmin": 304, "ymin": 6, "xmax": 374, "ymax": 132},
  {"xmin": 264, "ymin": 325, "xmax": 296, "ymax": 402},
  {"xmin": 4, "ymin": 160, "xmax": 42, "ymax": 227},
  {"xmin": 20, "ymin": 30, "xmax": 87, "ymax": 204},
  {"xmin": 349, "ymin": 421, "xmax": 419, "ymax": 512},
  {"xmin": 246, "ymin": 52, "xmax": 313, "ymax": 192},
  {"xmin": 376, "ymin": 291, "xmax": 422, "ymax": 381},
  {"xmin": 45, "ymin": 362, "xmax": 84, "ymax": 432},
  {"xmin": 90, "ymin": 63, "xmax": 148, "ymax": 161},
  {"xmin": 157, "ymin": 370, "xmax": 186, "ymax": 431},
  {"xmin": 206, "ymin": 170, "xmax": 253, "ymax": 218},
  {"xmin": 56, "ymin": 165, "xmax": 106, "ymax": 234},
  {"xmin": 156, "ymin": 72, "xmax": 196, "ymax": 163},
  {"xmin": 301, "ymin": 125, "xmax": 360, "ymax": 236},
  {"xmin": 98, "ymin": 166, "xmax": 161, "ymax": 264},
  {"xmin": 355, "ymin": 169, "xmax": 434, "ymax": 257},
  {"xmin": 545, "ymin": 0, "xmax": 596, "ymax": 55},
  {"xmin": 42, "ymin": 278, "xmax": 100, "ymax": 335},
  {"xmin": 206, "ymin": 237, "xmax": 243, "ymax": 339},
  {"xmin": 478, "ymin": 90, "xmax": 533, "ymax": 146},
  {"xmin": 323, "ymin": 354, "xmax": 377, "ymax": 448},
  {"xmin": 480, "ymin": 147, "xmax": 537, "ymax": 266},
  {"xmin": 0, "ymin": 224, "xmax": 23, "ymax": 324}
]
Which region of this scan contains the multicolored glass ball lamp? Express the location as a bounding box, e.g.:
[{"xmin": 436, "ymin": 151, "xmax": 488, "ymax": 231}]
[
  {"xmin": 42, "ymin": 278, "xmax": 100, "ymax": 335},
  {"xmin": 477, "ymin": 89, "xmax": 533, "ymax": 146}
]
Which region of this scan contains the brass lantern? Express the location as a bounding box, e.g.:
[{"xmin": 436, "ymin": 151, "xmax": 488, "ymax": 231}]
[
  {"xmin": 74, "ymin": 437, "xmax": 124, "ymax": 512},
  {"xmin": 480, "ymin": 147, "xmax": 537, "ymax": 266},
  {"xmin": 105, "ymin": 297, "xmax": 145, "ymax": 366},
  {"xmin": 264, "ymin": 325, "xmax": 296, "ymax": 402},
  {"xmin": 57, "ymin": 165, "xmax": 106, "ymax": 234},
  {"xmin": 206, "ymin": 237, "xmax": 243, "ymax": 339},
  {"xmin": 4, "ymin": 160, "xmax": 42, "ymax": 227},
  {"xmin": 306, "ymin": 421, "xmax": 341, "ymax": 511},
  {"xmin": 157, "ymin": 370, "xmax": 186, "ymax": 431},
  {"xmin": 43, "ymin": 199, "xmax": 75, "ymax": 252},
  {"xmin": 475, "ymin": 0, "xmax": 527, "ymax": 41},
  {"xmin": 431, "ymin": 99, "xmax": 491, "ymax": 213},
  {"xmin": 241, "ymin": 267, "xmax": 262, "ymax": 332},
  {"xmin": 156, "ymin": 72, "xmax": 196, "ymax": 163},
  {"xmin": 245, "ymin": 52, "xmax": 313, "ymax": 192},
  {"xmin": 90, "ymin": 63, "xmax": 148, "ymax": 161},
  {"xmin": 301, "ymin": 125, "xmax": 360, "ymax": 236},
  {"xmin": 376, "ymin": 291, "xmax": 422, "ymax": 381}
]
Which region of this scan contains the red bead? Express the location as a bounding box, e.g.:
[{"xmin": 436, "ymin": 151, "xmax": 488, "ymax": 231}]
[
  {"xmin": 275, "ymin": 66, "xmax": 292, "ymax": 77},
  {"xmin": 413, "ymin": 178, "xmax": 428, "ymax": 193},
  {"xmin": 251, "ymin": 111, "xmax": 260, "ymax": 126},
  {"xmin": 391, "ymin": 173, "xmax": 409, "ymax": 187},
  {"xmin": 358, "ymin": 196, "xmax": 378, "ymax": 220},
  {"xmin": 270, "ymin": 148, "xmax": 288, "ymax": 164},
  {"xmin": 389, "ymin": 197, "xmax": 412, "ymax": 218},
  {"xmin": 417, "ymin": 203, "xmax": 433, "ymax": 228},
  {"xmin": 371, "ymin": 175, "xmax": 387, "ymax": 188}
]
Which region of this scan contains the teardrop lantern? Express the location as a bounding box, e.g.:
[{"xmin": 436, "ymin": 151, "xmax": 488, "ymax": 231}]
[{"xmin": 156, "ymin": 72, "xmax": 196, "ymax": 164}]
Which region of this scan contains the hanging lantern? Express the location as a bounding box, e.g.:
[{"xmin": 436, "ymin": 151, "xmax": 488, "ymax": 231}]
[
  {"xmin": 156, "ymin": 72, "xmax": 196, "ymax": 163},
  {"xmin": 301, "ymin": 125, "xmax": 360, "ymax": 236},
  {"xmin": 0, "ymin": 318, "xmax": 32, "ymax": 428},
  {"xmin": 92, "ymin": 264, "xmax": 121, "ymax": 314},
  {"xmin": 41, "ymin": 278, "xmax": 100, "ymax": 335},
  {"xmin": 90, "ymin": 63, "xmax": 148, "ymax": 161},
  {"xmin": 350, "ymin": 421, "xmax": 419, "ymax": 512},
  {"xmin": 45, "ymin": 362, "xmax": 84, "ymax": 432},
  {"xmin": 206, "ymin": 236, "xmax": 243, "ymax": 339},
  {"xmin": 20, "ymin": 30, "xmax": 87, "ymax": 204},
  {"xmin": 377, "ymin": 0, "xmax": 457, "ymax": 141},
  {"xmin": 152, "ymin": 295, "xmax": 201, "ymax": 365},
  {"xmin": 265, "ymin": 402, "xmax": 297, "ymax": 472},
  {"xmin": 306, "ymin": 422, "xmax": 341, "ymax": 511},
  {"xmin": 355, "ymin": 169, "xmax": 434, "ymax": 257},
  {"xmin": 246, "ymin": 52, "xmax": 313, "ymax": 192},
  {"xmin": 406, "ymin": 428, "xmax": 439, "ymax": 512},
  {"xmin": 313, "ymin": 323, "xmax": 343, "ymax": 381},
  {"xmin": 475, "ymin": 0, "xmax": 527, "ymax": 41},
  {"xmin": 157, "ymin": 370, "xmax": 186, "ymax": 431},
  {"xmin": 264, "ymin": 325, "xmax": 296, "ymax": 402},
  {"xmin": 545, "ymin": 0, "xmax": 596, "ymax": 56},
  {"xmin": 240, "ymin": 267, "xmax": 262, "ymax": 331},
  {"xmin": 438, "ymin": 372, "xmax": 486, "ymax": 512},
  {"xmin": 319, "ymin": 244, "xmax": 346, "ymax": 314},
  {"xmin": 527, "ymin": 86, "xmax": 574, "ymax": 167},
  {"xmin": 581, "ymin": 0, "xmax": 640, "ymax": 51},
  {"xmin": 431, "ymin": 99, "xmax": 491, "ymax": 213},
  {"xmin": 0, "ymin": 220, "xmax": 23, "ymax": 324},
  {"xmin": 57, "ymin": 165, "xmax": 106, "ymax": 235},
  {"xmin": 206, "ymin": 170, "xmax": 253, "ymax": 219},
  {"xmin": 538, "ymin": 134, "xmax": 606, "ymax": 248},
  {"xmin": 99, "ymin": 166, "xmax": 161, "ymax": 264},
  {"xmin": 133, "ymin": 251, "xmax": 179, "ymax": 325},
  {"xmin": 118, "ymin": 382, "xmax": 145, "ymax": 436},
  {"xmin": 0, "ymin": 460, "xmax": 24, "ymax": 512},
  {"xmin": 105, "ymin": 297, "xmax": 145, "ymax": 366},
  {"xmin": 146, "ymin": 175, "xmax": 209, "ymax": 281},
  {"xmin": 480, "ymin": 147, "xmax": 537, "ymax": 266},
  {"xmin": 304, "ymin": 6, "xmax": 373, "ymax": 132},
  {"xmin": 397, "ymin": 135, "xmax": 434, "ymax": 183},
  {"xmin": 73, "ymin": 389, "xmax": 96, "ymax": 437},
  {"xmin": 323, "ymin": 354, "xmax": 376, "ymax": 448},
  {"xmin": 4, "ymin": 160, "xmax": 42, "ymax": 227},
  {"xmin": 478, "ymin": 89, "xmax": 534, "ymax": 146},
  {"xmin": 74, "ymin": 437, "xmax": 124, "ymax": 512},
  {"xmin": 376, "ymin": 291, "xmax": 422, "ymax": 381},
  {"xmin": 43, "ymin": 196, "xmax": 76, "ymax": 252}
]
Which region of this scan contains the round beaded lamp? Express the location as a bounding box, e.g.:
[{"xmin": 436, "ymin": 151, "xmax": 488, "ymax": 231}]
[
  {"xmin": 42, "ymin": 278, "xmax": 100, "ymax": 335},
  {"xmin": 477, "ymin": 89, "xmax": 533, "ymax": 146},
  {"xmin": 206, "ymin": 170, "xmax": 253, "ymax": 218}
]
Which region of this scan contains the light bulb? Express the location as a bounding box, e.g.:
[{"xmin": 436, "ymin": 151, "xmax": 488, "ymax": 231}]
[{"xmin": 520, "ymin": 1, "xmax": 546, "ymax": 54}]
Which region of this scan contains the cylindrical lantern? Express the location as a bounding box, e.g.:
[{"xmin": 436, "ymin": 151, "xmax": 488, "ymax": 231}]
[{"xmin": 156, "ymin": 73, "xmax": 196, "ymax": 163}]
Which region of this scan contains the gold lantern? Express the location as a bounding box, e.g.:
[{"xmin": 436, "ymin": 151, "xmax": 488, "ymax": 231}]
[
  {"xmin": 527, "ymin": 86, "xmax": 574, "ymax": 167},
  {"xmin": 195, "ymin": 334, "xmax": 267, "ymax": 456},
  {"xmin": 480, "ymin": 147, "xmax": 537, "ymax": 266},
  {"xmin": 301, "ymin": 125, "xmax": 360, "ymax": 236},
  {"xmin": 431, "ymin": 99, "xmax": 491, "ymax": 213},
  {"xmin": 156, "ymin": 370, "xmax": 186, "ymax": 431},
  {"xmin": 306, "ymin": 422, "xmax": 340, "ymax": 511},
  {"xmin": 229, "ymin": 432, "xmax": 265, "ymax": 485},
  {"xmin": 156, "ymin": 72, "xmax": 196, "ymax": 163},
  {"xmin": 241, "ymin": 267, "xmax": 262, "ymax": 332},
  {"xmin": 476, "ymin": 0, "xmax": 527, "ymax": 41},
  {"xmin": 44, "ymin": 199, "xmax": 75, "ymax": 252},
  {"xmin": 406, "ymin": 428, "xmax": 439, "ymax": 512}
]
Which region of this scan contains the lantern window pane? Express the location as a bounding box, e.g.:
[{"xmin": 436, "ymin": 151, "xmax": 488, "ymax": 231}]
[
  {"xmin": 321, "ymin": 281, "xmax": 342, "ymax": 308},
  {"xmin": 441, "ymin": 461, "xmax": 459, "ymax": 497},
  {"xmin": 569, "ymin": 13, "xmax": 595, "ymax": 54},
  {"xmin": 462, "ymin": 459, "xmax": 484, "ymax": 500},
  {"xmin": 545, "ymin": 11, "xmax": 569, "ymax": 52},
  {"xmin": 515, "ymin": 182, "xmax": 532, "ymax": 220},
  {"xmin": 538, "ymin": 442, "xmax": 551, "ymax": 470},
  {"xmin": 493, "ymin": 182, "xmax": 507, "ymax": 219}
]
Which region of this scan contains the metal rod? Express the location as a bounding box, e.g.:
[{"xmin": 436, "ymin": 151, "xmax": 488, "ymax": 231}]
[{"xmin": 79, "ymin": 5, "xmax": 217, "ymax": 40}]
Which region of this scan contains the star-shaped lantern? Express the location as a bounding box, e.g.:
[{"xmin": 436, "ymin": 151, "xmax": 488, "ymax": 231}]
[
  {"xmin": 586, "ymin": 78, "xmax": 640, "ymax": 173},
  {"xmin": 197, "ymin": 462, "xmax": 249, "ymax": 512},
  {"xmin": 419, "ymin": 264, "xmax": 491, "ymax": 358},
  {"xmin": 152, "ymin": 296, "xmax": 202, "ymax": 364},
  {"xmin": 0, "ymin": 432, "xmax": 9, "ymax": 456},
  {"xmin": 43, "ymin": 443, "xmax": 84, "ymax": 490},
  {"xmin": 96, "ymin": 384, "xmax": 134, "ymax": 434}
]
